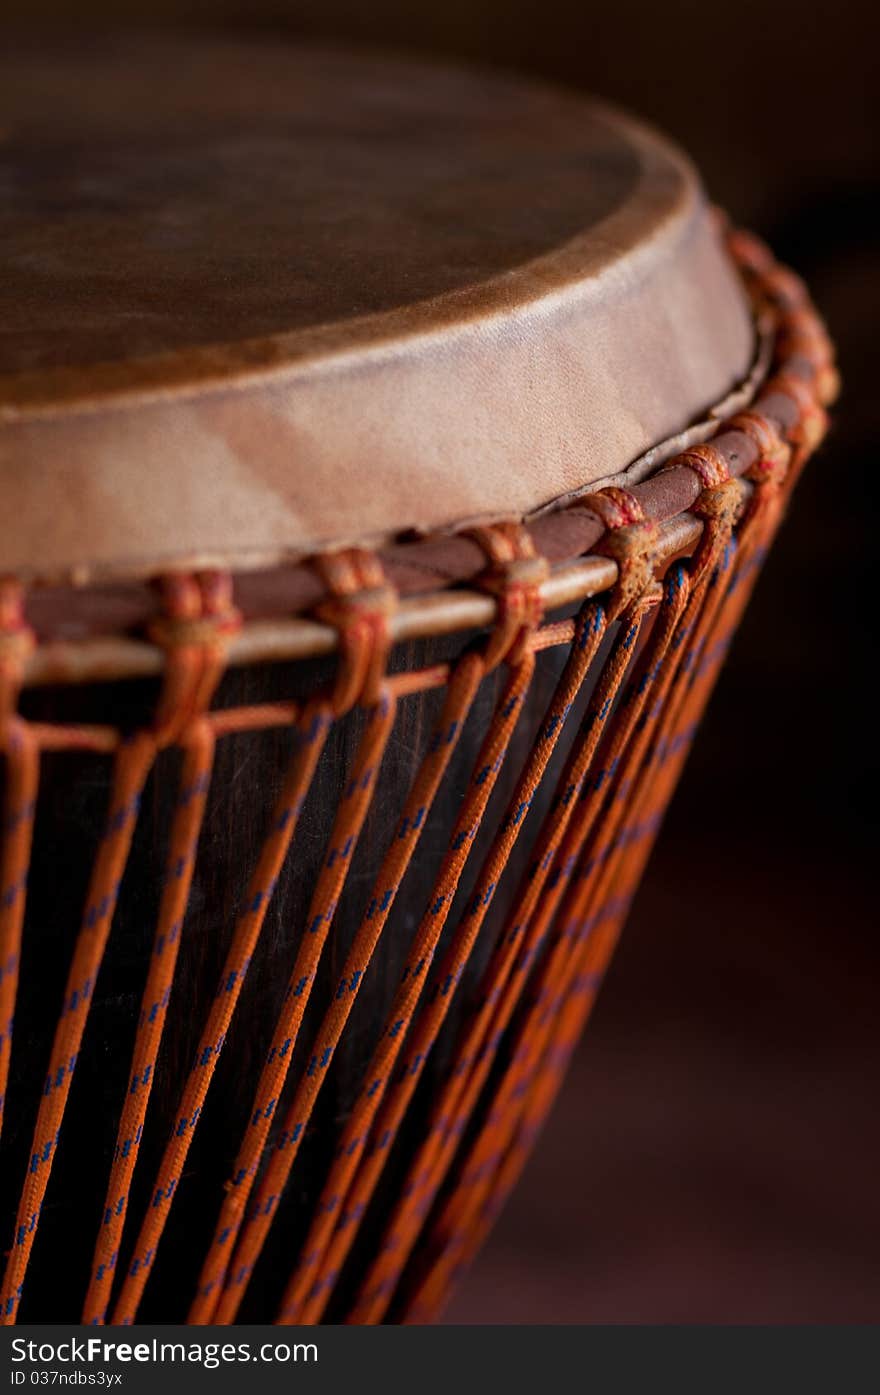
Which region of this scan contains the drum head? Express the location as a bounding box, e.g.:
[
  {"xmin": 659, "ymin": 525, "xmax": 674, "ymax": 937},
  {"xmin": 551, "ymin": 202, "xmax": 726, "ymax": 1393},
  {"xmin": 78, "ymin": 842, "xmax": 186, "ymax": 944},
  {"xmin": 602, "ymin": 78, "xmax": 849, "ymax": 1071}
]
[{"xmin": 0, "ymin": 36, "xmax": 753, "ymax": 581}]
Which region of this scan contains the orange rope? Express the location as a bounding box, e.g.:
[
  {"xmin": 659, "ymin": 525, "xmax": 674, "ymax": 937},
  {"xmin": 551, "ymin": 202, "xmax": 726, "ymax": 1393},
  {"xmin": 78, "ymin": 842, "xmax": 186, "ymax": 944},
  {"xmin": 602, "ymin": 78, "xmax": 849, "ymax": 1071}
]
[
  {"xmin": 109, "ymin": 698, "xmax": 331, "ymax": 1326},
  {"xmin": 1, "ymin": 732, "xmax": 156, "ymax": 1323},
  {"xmin": 401, "ymin": 378, "xmax": 812, "ymax": 1318},
  {"xmin": 83, "ymin": 574, "xmax": 237, "ymax": 1325},
  {"xmin": 274, "ymin": 655, "xmax": 533, "ymax": 1324},
  {"xmin": 403, "ymin": 566, "xmax": 723, "ymax": 1318},
  {"xmin": 198, "ymin": 653, "xmax": 483, "ymax": 1324},
  {"xmin": 0, "ymin": 584, "xmax": 38, "ymax": 1146},
  {"xmin": 346, "ymin": 593, "xmax": 658, "ymax": 1322},
  {"xmin": 402, "ymin": 563, "xmax": 715, "ymax": 1316},
  {"xmin": 269, "ymin": 526, "xmax": 548, "ymax": 1324},
  {"xmin": 82, "ymin": 723, "xmax": 216, "ymax": 1324},
  {"xmin": 344, "ymin": 493, "xmax": 678, "ymax": 1320},
  {"xmin": 196, "ymin": 682, "xmax": 397, "ymax": 1322},
  {"xmin": 0, "ymin": 722, "xmax": 39, "ymax": 1141}
]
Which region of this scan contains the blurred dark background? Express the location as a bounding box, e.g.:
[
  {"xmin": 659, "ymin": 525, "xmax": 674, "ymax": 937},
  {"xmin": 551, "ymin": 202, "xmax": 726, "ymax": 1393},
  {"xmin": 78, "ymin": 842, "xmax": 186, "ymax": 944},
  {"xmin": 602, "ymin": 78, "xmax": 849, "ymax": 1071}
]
[{"xmin": 7, "ymin": 0, "xmax": 878, "ymax": 1322}]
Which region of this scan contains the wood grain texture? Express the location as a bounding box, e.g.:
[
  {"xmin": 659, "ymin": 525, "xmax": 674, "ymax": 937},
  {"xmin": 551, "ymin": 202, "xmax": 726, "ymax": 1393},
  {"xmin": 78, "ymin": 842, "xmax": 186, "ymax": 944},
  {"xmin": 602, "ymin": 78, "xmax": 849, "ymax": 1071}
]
[{"xmin": 0, "ymin": 36, "xmax": 754, "ymax": 581}]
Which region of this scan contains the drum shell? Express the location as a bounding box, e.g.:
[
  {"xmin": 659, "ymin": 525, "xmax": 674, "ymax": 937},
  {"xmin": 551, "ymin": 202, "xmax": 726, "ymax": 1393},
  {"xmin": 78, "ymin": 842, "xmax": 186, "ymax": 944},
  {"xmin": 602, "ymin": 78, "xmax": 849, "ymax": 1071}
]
[{"xmin": 2, "ymin": 614, "xmax": 615, "ymax": 1321}]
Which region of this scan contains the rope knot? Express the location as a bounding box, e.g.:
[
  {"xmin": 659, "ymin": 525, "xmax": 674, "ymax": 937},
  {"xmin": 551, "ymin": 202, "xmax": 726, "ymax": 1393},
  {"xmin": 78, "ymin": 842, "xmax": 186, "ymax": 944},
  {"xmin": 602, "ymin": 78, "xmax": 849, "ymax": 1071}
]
[
  {"xmin": 673, "ymin": 442, "xmax": 730, "ymax": 492},
  {"xmin": 581, "ymin": 486, "xmax": 644, "ymax": 531},
  {"xmin": 467, "ymin": 523, "xmax": 548, "ymax": 671},
  {"xmin": 691, "ymin": 476, "xmax": 748, "ymax": 525},
  {"xmin": 597, "ymin": 520, "xmax": 661, "ymax": 618},
  {"xmin": 584, "ymin": 490, "xmax": 659, "ymax": 618},
  {"xmin": 148, "ymin": 572, "xmax": 241, "ymax": 652},
  {"xmin": 311, "ymin": 549, "xmax": 396, "ymax": 715},
  {"xmin": 148, "ymin": 572, "xmax": 241, "ymax": 745},
  {"xmin": 688, "ymin": 477, "xmax": 749, "ymax": 586},
  {"xmin": 659, "ymin": 445, "xmax": 741, "ymax": 588},
  {"xmin": 727, "ymin": 410, "xmax": 792, "ymax": 492}
]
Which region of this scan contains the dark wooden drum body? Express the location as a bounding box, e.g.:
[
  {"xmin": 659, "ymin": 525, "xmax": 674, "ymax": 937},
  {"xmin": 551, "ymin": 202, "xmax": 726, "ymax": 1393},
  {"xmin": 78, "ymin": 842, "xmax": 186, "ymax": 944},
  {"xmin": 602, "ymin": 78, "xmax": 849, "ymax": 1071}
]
[{"xmin": 0, "ymin": 39, "xmax": 835, "ymax": 1325}]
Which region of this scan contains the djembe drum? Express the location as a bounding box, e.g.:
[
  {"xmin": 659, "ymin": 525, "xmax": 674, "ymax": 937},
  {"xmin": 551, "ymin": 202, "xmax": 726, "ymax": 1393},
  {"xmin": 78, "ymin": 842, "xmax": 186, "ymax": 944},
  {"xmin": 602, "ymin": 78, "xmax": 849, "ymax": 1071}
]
[{"xmin": 0, "ymin": 39, "xmax": 835, "ymax": 1326}]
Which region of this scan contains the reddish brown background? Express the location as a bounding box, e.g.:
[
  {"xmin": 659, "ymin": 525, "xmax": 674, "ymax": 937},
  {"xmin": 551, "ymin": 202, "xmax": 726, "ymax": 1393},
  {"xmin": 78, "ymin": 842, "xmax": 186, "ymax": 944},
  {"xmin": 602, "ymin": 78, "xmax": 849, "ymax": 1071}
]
[{"xmin": 6, "ymin": 0, "xmax": 879, "ymax": 1322}]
